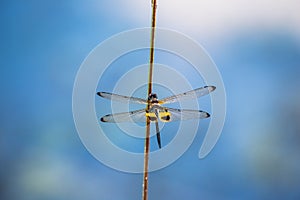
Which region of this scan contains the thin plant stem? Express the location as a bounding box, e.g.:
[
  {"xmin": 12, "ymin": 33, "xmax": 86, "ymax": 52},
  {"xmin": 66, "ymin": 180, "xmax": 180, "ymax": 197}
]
[{"xmin": 142, "ymin": 1, "xmax": 157, "ymax": 200}]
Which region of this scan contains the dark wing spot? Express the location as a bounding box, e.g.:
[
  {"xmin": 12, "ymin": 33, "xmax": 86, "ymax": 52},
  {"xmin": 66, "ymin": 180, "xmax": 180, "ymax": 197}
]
[
  {"xmin": 199, "ymin": 110, "xmax": 210, "ymax": 118},
  {"xmin": 97, "ymin": 92, "xmax": 109, "ymax": 97},
  {"xmin": 100, "ymin": 117, "xmax": 106, "ymax": 122}
]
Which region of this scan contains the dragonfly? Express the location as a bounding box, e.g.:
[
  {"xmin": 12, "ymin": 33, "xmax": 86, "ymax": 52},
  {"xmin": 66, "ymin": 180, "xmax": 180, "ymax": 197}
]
[{"xmin": 97, "ymin": 86, "xmax": 216, "ymax": 148}]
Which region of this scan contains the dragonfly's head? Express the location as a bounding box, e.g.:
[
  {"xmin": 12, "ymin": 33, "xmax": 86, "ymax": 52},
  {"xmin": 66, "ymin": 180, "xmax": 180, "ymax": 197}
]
[{"xmin": 148, "ymin": 93, "xmax": 158, "ymax": 102}]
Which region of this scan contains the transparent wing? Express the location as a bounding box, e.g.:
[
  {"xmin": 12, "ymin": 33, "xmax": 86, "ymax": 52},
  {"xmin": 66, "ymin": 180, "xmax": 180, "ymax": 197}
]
[
  {"xmin": 160, "ymin": 86, "xmax": 216, "ymax": 104},
  {"xmin": 165, "ymin": 107, "xmax": 210, "ymax": 121},
  {"xmin": 97, "ymin": 92, "xmax": 147, "ymax": 104},
  {"xmin": 100, "ymin": 109, "xmax": 146, "ymax": 123}
]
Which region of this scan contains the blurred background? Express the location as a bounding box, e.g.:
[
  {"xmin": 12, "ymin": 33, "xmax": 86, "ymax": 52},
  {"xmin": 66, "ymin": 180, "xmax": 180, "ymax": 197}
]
[{"xmin": 1, "ymin": 0, "xmax": 300, "ymax": 199}]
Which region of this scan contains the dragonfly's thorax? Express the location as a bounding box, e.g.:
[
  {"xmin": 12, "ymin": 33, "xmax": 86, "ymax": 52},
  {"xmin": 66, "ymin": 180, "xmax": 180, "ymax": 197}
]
[{"xmin": 148, "ymin": 93, "xmax": 159, "ymax": 104}]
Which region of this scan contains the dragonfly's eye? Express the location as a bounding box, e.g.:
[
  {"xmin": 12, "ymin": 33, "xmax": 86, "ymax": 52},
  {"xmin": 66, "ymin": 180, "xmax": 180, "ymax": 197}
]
[
  {"xmin": 148, "ymin": 93, "xmax": 158, "ymax": 100},
  {"xmin": 150, "ymin": 94, "xmax": 157, "ymax": 99}
]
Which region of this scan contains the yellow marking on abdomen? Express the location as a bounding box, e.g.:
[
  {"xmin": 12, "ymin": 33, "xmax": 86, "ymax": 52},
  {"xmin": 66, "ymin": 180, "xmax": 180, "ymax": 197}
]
[
  {"xmin": 159, "ymin": 111, "xmax": 171, "ymax": 122},
  {"xmin": 145, "ymin": 112, "xmax": 156, "ymax": 121}
]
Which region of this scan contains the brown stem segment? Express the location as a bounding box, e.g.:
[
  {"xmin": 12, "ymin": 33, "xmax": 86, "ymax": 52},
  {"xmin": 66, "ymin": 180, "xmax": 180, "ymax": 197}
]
[{"xmin": 142, "ymin": 1, "xmax": 157, "ymax": 200}]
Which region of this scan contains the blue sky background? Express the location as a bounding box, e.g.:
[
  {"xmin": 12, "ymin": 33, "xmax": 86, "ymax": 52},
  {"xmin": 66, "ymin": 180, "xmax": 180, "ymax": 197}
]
[{"xmin": 1, "ymin": 0, "xmax": 300, "ymax": 199}]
